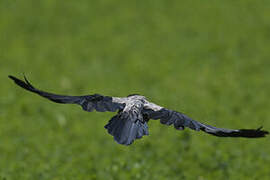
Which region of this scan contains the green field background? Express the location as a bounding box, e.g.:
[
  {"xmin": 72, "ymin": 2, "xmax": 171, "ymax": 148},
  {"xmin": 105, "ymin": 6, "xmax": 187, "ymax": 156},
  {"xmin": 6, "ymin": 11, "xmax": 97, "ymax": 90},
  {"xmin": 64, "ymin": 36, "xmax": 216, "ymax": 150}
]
[{"xmin": 0, "ymin": 0, "xmax": 269, "ymax": 179}]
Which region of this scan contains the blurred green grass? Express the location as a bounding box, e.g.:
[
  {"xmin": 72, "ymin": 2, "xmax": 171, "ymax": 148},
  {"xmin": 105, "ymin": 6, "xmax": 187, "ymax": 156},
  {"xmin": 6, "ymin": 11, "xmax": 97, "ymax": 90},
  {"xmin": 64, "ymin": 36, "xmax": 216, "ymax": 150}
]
[{"xmin": 0, "ymin": 0, "xmax": 270, "ymax": 179}]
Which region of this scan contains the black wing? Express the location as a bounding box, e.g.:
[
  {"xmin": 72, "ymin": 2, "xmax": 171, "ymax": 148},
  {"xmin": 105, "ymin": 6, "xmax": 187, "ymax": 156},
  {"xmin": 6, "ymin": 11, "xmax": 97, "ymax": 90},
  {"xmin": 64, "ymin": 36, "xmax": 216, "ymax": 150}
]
[
  {"xmin": 146, "ymin": 108, "xmax": 269, "ymax": 138},
  {"xmin": 9, "ymin": 75, "xmax": 125, "ymax": 112}
]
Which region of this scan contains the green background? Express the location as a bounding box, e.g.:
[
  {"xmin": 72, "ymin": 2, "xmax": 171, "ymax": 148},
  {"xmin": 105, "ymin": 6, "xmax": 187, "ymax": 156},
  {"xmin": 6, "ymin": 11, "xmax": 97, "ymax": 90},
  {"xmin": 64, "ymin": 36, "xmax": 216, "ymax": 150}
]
[{"xmin": 0, "ymin": 0, "xmax": 269, "ymax": 179}]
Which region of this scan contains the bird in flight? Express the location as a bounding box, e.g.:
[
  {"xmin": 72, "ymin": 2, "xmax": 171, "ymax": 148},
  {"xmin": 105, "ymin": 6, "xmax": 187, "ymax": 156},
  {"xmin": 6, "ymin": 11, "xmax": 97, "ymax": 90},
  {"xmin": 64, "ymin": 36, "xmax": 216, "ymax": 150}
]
[{"xmin": 9, "ymin": 75, "xmax": 268, "ymax": 145}]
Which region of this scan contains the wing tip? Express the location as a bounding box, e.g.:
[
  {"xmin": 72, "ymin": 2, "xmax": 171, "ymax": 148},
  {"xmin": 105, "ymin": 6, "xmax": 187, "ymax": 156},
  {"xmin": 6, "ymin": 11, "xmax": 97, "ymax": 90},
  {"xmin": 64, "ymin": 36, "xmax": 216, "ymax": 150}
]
[
  {"xmin": 8, "ymin": 75, "xmax": 16, "ymax": 81},
  {"xmin": 237, "ymin": 126, "xmax": 269, "ymax": 138},
  {"xmin": 204, "ymin": 126, "xmax": 269, "ymax": 138},
  {"xmin": 9, "ymin": 74, "xmax": 35, "ymax": 91}
]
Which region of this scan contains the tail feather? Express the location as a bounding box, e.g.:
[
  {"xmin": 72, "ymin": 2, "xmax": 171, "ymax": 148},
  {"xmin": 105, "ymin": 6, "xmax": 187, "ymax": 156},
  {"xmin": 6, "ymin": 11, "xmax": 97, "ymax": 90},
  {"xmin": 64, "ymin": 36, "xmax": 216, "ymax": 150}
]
[{"xmin": 105, "ymin": 114, "xmax": 149, "ymax": 145}]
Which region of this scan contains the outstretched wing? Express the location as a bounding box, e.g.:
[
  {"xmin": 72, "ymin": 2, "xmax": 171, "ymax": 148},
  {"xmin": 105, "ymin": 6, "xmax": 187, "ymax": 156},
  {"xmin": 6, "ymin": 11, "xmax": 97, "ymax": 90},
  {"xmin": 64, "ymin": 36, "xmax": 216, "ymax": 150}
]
[
  {"xmin": 143, "ymin": 105, "xmax": 268, "ymax": 138},
  {"xmin": 9, "ymin": 75, "xmax": 125, "ymax": 112}
]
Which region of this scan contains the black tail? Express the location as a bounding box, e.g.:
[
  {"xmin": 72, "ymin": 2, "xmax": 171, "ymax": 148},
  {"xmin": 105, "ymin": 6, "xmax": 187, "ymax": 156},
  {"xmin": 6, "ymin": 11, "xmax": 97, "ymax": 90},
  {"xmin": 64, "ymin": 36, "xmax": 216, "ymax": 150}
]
[{"xmin": 105, "ymin": 113, "xmax": 149, "ymax": 145}]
